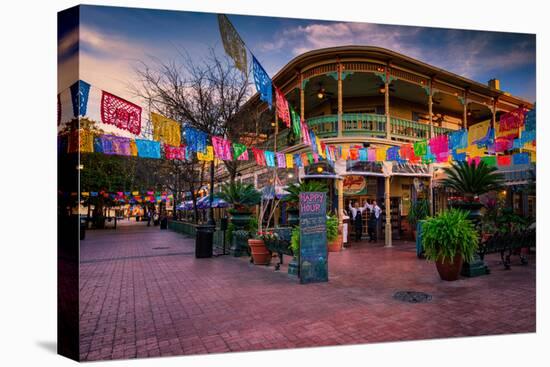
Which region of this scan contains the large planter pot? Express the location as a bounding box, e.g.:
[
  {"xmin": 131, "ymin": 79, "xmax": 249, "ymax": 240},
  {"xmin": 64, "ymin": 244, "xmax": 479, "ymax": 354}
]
[
  {"xmin": 248, "ymin": 239, "xmax": 271, "ymax": 265},
  {"xmin": 230, "ymin": 211, "xmax": 252, "ymax": 230},
  {"xmin": 328, "ymin": 235, "xmax": 342, "ymax": 252},
  {"xmin": 287, "ymin": 208, "xmax": 299, "ymax": 226},
  {"xmin": 435, "ymin": 254, "xmax": 463, "ymax": 281}
]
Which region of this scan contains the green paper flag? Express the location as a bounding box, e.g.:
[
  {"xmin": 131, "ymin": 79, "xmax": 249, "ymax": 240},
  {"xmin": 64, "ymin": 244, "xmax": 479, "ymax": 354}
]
[
  {"xmin": 290, "ymin": 106, "xmax": 301, "ymax": 138},
  {"xmin": 232, "ymin": 143, "xmax": 247, "ymax": 160},
  {"xmin": 414, "ymin": 140, "xmax": 427, "ymax": 156},
  {"xmin": 481, "ymin": 156, "xmax": 497, "ymax": 167}
]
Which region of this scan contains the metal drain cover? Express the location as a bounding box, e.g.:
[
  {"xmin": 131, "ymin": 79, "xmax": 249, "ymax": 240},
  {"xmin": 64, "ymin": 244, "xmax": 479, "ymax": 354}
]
[
  {"xmin": 152, "ymin": 246, "xmax": 170, "ymax": 250},
  {"xmin": 393, "ymin": 291, "xmax": 432, "ymax": 303}
]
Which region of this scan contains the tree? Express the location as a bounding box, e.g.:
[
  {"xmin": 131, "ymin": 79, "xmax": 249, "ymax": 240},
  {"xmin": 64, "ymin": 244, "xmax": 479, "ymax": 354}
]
[
  {"xmin": 442, "ymin": 161, "xmax": 504, "ymax": 199},
  {"xmin": 133, "ymin": 49, "xmax": 255, "ymax": 183}
]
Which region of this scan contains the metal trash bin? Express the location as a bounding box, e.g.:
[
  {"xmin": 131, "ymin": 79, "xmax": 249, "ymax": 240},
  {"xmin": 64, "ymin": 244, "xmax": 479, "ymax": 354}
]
[
  {"xmin": 160, "ymin": 217, "xmax": 168, "ymax": 229},
  {"xmin": 195, "ymin": 224, "xmax": 214, "ymax": 258}
]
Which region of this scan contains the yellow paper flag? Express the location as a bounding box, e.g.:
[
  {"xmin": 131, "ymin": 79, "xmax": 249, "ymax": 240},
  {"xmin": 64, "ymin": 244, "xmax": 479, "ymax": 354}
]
[{"xmin": 151, "ymin": 112, "xmax": 181, "ymax": 147}]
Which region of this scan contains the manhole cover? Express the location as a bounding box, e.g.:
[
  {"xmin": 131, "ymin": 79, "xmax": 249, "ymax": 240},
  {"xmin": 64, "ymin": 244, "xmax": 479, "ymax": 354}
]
[
  {"xmin": 152, "ymin": 246, "xmax": 171, "ymax": 250},
  {"xmin": 393, "ymin": 291, "xmax": 432, "ymax": 303}
]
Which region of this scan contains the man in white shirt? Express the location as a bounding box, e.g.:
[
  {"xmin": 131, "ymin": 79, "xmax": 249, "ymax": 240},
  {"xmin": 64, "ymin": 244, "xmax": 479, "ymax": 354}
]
[
  {"xmin": 365, "ymin": 200, "xmax": 382, "ymax": 242},
  {"xmin": 349, "ymin": 201, "xmax": 369, "ymax": 242}
]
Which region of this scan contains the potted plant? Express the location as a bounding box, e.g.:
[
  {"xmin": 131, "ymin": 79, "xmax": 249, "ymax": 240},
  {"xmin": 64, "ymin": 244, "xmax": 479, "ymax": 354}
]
[
  {"xmin": 216, "ymin": 182, "xmax": 261, "ymax": 256},
  {"xmin": 408, "ymin": 199, "xmax": 429, "ymax": 240},
  {"xmin": 421, "ymin": 209, "xmax": 479, "ymax": 281},
  {"xmin": 442, "ymin": 161, "xmax": 504, "ymax": 222},
  {"xmin": 283, "ymin": 181, "xmax": 327, "ymax": 226},
  {"xmin": 326, "ymin": 214, "xmax": 342, "ymax": 252},
  {"xmin": 249, "ymin": 231, "xmax": 275, "ymax": 265}
]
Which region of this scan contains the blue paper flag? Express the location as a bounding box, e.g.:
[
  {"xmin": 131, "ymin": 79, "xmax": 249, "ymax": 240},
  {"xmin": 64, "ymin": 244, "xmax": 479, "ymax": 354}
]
[{"xmin": 252, "ymin": 56, "xmax": 273, "ymax": 109}]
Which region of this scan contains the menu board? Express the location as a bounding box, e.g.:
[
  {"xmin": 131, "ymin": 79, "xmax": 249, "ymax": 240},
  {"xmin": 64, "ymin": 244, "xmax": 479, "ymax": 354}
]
[{"xmin": 299, "ymin": 192, "xmax": 328, "ymax": 284}]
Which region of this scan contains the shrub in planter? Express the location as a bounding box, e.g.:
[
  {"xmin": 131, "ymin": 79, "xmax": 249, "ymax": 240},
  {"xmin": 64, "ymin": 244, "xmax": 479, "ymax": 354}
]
[
  {"xmin": 326, "ymin": 214, "xmax": 342, "ymax": 252},
  {"xmin": 421, "ymin": 209, "xmax": 479, "ymax": 281}
]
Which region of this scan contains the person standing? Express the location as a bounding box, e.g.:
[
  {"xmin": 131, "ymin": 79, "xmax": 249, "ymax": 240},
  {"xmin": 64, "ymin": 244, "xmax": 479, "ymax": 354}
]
[
  {"xmin": 365, "ymin": 200, "xmax": 382, "ymax": 242},
  {"xmin": 349, "ymin": 201, "xmax": 369, "ymax": 242},
  {"xmin": 342, "ymin": 209, "xmax": 350, "ymax": 245}
]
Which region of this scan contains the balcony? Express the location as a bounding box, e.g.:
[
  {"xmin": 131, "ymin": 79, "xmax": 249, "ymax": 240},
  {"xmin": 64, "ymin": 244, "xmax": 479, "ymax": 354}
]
[{"xmin": 307, "ymin": 113, "xmax": 387, "ymax": 138}]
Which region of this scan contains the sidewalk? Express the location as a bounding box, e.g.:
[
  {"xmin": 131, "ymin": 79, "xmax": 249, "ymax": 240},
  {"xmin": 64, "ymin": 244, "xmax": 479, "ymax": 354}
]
[{"xmin": 79, "ymin": 223, "xmax": 536, "ymax": 361}]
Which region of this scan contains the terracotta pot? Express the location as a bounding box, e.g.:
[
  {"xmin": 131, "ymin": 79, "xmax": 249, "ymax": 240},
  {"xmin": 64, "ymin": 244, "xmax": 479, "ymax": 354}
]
[
  {"xmin": 248, "ymin": 239, "xmax": 271, "ymax": 265},
  {"xmin": 328, "ymin": 234, "xmax": 342, "ymax": 252},
  {"xmin": 435, "ymin": 254, "xmax": 463, "ymax": 281}
]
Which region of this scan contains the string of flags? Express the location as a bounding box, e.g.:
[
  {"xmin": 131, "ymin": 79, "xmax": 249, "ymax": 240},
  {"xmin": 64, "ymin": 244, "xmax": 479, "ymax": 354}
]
[
  {"xmin": 71, "ymin": 190, "xmax": 174, "ymax": 204},
  {"xmin": 57, "ymin": 12, "xmax": 536, "ymax": 172}
]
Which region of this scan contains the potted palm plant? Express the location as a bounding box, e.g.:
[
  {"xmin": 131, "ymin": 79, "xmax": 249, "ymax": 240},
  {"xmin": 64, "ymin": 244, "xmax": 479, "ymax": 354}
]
[
  {"xmin": 283, "ymin": 181, "xmax": 327, "ymax": 226},
  {"xmin": 441, "ymin": 161, "xmax": 503, "ymax": 276},
  {"xmin": 421, "ymin": 209, "xmax": 479, "ymax": 281},
  {"xmin": 216, "ymin": 182, "xmax": 261, "ymax": 256},
  {"xmin": 442, "ymin": 161, "xmax": 504, "ymax": 222}
]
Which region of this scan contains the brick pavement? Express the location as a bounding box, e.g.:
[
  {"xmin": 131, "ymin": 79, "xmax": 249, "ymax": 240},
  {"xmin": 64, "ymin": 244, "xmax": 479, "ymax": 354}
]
[{"xmin": 79, "ymin": 221, "xmax": 536, "ymax": 361}]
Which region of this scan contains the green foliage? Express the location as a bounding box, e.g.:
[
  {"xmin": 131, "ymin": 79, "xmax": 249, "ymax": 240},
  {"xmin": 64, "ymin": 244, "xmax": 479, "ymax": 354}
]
[
  {"xmin": 407, "ymin": 199, "xmax": 429, "ymax": 228},
  {"xmin": 421, "ymin": 209, "xmax": 479, "ymax": 263},
  {"xmin": 326, "ymin": 215, "xmax": 339, "ymax": 242},
  {"xmin": 442, "ymin": 161, "xmax": 504, "ymax": 198},
  {"xmin": 216, "ymin": 182, "xmax": 261, "ymax": 210},
  {"xmin": 247, "ymin": 215, "xmax": 258, "ymax": 234},
  {"xmin": 290, "ymin": 226, "xmax": 300, "ymax": 256},
  {"xmin": 283, "ymin": 181, "xmax": 328, "ymax": 205}
]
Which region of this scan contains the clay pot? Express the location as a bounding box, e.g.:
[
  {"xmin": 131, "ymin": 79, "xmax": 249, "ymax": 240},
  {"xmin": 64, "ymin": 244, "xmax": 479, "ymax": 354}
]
[
  {"xmin": 248, "ymin": 239, "xmax": 271, "ymax": 265},
  {"xmin": 328, "ymin": 234, "xmax": 343, "ymax": 252},
  {"xmin": 435, "ymin": 254, "xmax": 463, "ymax": 281}
]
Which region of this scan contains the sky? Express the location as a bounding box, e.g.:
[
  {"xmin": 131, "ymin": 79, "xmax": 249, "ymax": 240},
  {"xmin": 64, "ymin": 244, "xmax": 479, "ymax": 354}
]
[{"xmin": 58, "ymin": 4, "xmax": 536, "ymax": 134}]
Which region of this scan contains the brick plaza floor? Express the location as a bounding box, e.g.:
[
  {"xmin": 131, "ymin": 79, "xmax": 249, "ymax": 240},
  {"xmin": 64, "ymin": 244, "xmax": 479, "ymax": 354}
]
[{"xmin": 79, "ymin": 221, "xmax": 536, "ymax": 361}]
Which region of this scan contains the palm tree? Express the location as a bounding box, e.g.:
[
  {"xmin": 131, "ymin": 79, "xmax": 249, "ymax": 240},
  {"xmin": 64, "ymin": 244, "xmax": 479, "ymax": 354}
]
[
  {"xmin": 442, "ymin": 161, "xmax": 504, "ymax": 200},
  {"xmin": 216, "ymin": 182, "xmax": 261, "ymax": 211}
]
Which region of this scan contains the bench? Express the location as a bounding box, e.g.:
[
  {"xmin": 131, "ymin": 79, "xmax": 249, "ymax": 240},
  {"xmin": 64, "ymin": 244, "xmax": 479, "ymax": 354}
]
[
  {"xmin": 264, "ymin": 227, "xmax": 294, "ymax": 270},
  {"xmin": 478, "ymin": 228, "xmax": 535, "ymax": 270}
]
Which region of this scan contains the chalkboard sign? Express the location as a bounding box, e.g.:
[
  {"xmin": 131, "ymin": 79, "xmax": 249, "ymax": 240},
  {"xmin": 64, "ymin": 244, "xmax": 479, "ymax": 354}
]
[{"xmin": 299, "ymin": 192, "xmax": 328, "ymax": 284}]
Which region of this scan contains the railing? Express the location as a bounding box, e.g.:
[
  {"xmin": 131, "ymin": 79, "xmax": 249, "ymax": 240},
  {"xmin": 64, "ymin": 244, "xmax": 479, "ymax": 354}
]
[
  {"xmin": 267, "ymin": 115, "xmax": 455, "ymax": 150},
  {"xmin": 433, "ymin": 126, "xmax": 456, "ymax": 136},
  {"xmin": 307, "ymin": 115, "xmax": 338, "ymax": 138},
  {"xmin": 390, "ymin": 117, "xmax": 430, "ymax": 140},
  {"xmin": 342, "ymin": 113, "xmax": 386, "ymax": 137}
]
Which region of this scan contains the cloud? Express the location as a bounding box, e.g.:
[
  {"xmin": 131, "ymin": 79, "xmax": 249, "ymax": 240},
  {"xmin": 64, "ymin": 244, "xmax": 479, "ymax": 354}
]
[{"xmin": 258, "ymin": 21, "xmax": 535, "ymax": 82}]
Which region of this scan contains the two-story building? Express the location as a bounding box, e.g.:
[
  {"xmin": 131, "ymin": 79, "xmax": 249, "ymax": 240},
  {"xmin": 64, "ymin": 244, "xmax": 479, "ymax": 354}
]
[{"xmin": 221, "ymin": 46, "xmax": 534, "ymax": 245}]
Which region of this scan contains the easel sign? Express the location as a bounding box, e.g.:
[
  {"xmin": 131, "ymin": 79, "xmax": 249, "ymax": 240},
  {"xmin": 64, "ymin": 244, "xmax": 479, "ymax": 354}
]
[{"xmin": 299, "ymin": 192, "xmax": 328, "ymax": 284}]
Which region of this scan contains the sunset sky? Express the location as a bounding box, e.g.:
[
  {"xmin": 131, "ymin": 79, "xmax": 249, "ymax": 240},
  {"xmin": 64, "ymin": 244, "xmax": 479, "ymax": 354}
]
[{"xmin": 58, "ymin": 5, "xmax": 536, "ymax": 135}]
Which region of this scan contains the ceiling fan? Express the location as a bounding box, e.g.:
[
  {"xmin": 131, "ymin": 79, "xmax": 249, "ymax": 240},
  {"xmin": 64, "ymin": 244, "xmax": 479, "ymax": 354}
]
[
  {"xmin": 377, "ymin": 82, "xmax": 396, "ymax": 94},
  {"xmin": 310, "ymin": 82, "xmax": 334, "ymax": 100}
]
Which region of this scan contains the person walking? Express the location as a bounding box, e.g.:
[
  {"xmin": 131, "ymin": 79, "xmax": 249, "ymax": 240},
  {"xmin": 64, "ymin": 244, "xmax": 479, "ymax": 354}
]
[{"xmin": 349, "ymin": 201, "xmax": 368, "ymax": 242}]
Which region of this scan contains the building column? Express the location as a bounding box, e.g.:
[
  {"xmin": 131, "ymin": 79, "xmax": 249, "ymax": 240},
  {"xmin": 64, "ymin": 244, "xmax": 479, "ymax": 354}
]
[
  {"xmin": 384, "ymin": 175, "xmax": 392, "ymax": 247},
  {"xmin": 337, "ymin": 62, "xmax": 343, "ymax": 137},
  {"xmin": 300, "ymin": 73, "xmax": 305, "ymax": 122},
  {"xmin": 462, "ymin": 90, "xmax": 468, "ymax": 129},
  {"xmin": 385, "ymin": 67, "xmax": 391, "ymax": 139},
  {"xmin": 428, "ymin": 79, "xmax": 434, "ymax": 138},
  {"xmin": 337, "ymin": 178, "xmax": 344, "ymax": 228}
]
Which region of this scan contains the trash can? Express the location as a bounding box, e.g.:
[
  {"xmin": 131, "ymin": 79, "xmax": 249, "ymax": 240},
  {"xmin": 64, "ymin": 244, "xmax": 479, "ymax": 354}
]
[
  {"xmin": 195, "ymin": 224, "xmax": 214, "ymax": 258},
  {"xmin": 160, "ymin": 217, "xmax": 168, "ymax": 229},
  {"xmin": 416, "ymin": 220, "xmax": 425, "ymax": 258}
]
